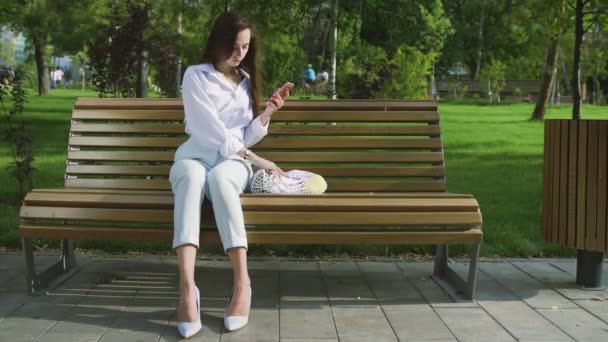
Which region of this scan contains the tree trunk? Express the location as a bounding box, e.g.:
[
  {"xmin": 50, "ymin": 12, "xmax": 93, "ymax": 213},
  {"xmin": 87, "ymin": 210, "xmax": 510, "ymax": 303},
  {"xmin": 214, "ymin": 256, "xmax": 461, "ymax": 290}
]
[
  {"xmin": 531, "ymin": 1, "xmax": 563, "ymax": 120},
  {"xmin": 33, "ymin": 34, "xmax": 50, "ymax": 95},
  {"xmin": 559, "ymin": 55, "xmax": 570, "ymax": 95},
  {"xmin": 136, "ymin": 50, "xmax": 148, "ymax": 98},
  {"xmin": 328, "ymin": 0, "xmax": 338, "ymax": 100},
  {"xmin": 473, "ymin": 1, "xmax": 485, "ymax": 80},
  {"xmin": 572, "ymin": 0, "xmax": 584, "ymax": 120}
]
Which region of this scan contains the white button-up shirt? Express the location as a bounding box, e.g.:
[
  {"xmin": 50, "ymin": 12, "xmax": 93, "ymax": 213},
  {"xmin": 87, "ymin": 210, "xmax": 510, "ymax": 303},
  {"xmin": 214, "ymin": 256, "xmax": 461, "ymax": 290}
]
[{"xmin": 174, "ymin": 63, "xmax": 269, "ymax": 163}]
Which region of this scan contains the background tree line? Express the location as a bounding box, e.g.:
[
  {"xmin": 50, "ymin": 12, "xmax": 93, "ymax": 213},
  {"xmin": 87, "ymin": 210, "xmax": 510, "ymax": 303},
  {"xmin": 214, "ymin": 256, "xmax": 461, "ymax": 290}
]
[{"xmin": 0, "ymin": 0, "xmax": 606, "ymax": 106}]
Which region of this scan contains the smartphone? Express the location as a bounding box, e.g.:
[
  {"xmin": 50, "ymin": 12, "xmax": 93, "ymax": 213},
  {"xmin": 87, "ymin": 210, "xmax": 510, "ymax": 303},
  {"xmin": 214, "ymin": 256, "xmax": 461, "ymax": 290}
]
[{"xmin": 277, "ymin": 82, "xmax": 294, "ymax": 99}]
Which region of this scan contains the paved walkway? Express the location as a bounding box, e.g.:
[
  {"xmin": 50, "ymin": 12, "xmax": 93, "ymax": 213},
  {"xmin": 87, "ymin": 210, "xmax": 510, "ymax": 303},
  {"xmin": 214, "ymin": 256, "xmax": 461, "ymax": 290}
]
[{"xmin": 0, "ymin": 253, "xmax": 607, "ymax": 342}]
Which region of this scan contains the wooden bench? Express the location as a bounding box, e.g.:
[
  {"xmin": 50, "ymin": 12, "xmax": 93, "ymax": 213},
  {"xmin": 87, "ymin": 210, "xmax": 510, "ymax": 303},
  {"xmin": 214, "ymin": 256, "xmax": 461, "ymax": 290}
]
[
  {"xmin": 437, "ymin": 80, "xmax": 541, "ymax": 98},
  {"xmin": 19, "ymin": 98, "xmax": 483, "ymax": 300}
]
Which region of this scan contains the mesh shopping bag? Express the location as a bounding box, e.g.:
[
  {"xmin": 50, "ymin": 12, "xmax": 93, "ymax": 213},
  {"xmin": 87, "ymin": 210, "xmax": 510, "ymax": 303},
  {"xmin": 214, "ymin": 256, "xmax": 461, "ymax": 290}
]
[{"xmin": 250, "ymin": 169, "xmax": 328, "ymax": 194}]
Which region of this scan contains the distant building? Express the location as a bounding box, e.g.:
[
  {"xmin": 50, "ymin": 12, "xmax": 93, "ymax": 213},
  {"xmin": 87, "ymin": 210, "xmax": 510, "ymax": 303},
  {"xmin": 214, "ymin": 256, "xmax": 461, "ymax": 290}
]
[{"xmin": 1, "ymin": 26, "xmax": 26, "ymax": 66}]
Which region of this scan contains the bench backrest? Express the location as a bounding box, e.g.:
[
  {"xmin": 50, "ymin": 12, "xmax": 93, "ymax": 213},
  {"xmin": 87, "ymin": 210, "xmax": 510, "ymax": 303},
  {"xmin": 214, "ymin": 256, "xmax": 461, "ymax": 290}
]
[{"xmin": 66, "ymin": 98, "xmax": 447, "ymax": 192}]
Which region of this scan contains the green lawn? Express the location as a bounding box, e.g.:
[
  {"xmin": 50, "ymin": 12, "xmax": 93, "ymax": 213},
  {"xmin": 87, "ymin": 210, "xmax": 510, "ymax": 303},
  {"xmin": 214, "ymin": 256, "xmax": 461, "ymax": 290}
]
[{"xmin": 1, "ymin": 89, "xmax": 606, "ymax": 256}]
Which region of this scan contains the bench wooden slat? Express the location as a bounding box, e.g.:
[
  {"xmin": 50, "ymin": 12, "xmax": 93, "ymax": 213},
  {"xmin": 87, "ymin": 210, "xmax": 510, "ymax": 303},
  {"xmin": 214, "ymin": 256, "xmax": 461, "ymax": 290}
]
[
  {"xmin": 70, "ymin": 123, "xmax": 186, "ymax": 134},
  {"xmin": 269, "ymin": 125, "xmax": 441, "ymax": 136},
  {"xmin": 69, "ymin": 136, "xmax": 442, "ymax": 150},
  {"xmin": 72, "ymin": 109, "xmax": 439, "ymax": 123},
  {"xmin": 20, "ymin": 225, "xmax": 481, "ymax": 244},
  {"xmin": 65, "ymin": 165, "xmax": 444, "ymax": 177},
  {"xmin": 72, "ymin": 110, "xmax": 184, "ymax": 121},
  {"xmin": 70, "ymin": 136, "xmax": 184, "ymax": 148},
  {"xmin": 21, "ymin": 206, "xmax": 482, "ymax": 226},
  {"xmin": 71, "ymin": 123, "xmax": 441, "ymax": 136},
  {"xmin": 24, "ymin": 192, "xmax": 478, "ymax": 212},
  {"xmin": 64, "ymin": 179, "xmax": 446, "ymax": 192},
  {"xmin": 255, "ymin": 137, "xmax": 442, "ymax": 150},
  {"xmin": 67, "ymin": 151, "xmax": 444, "ymax": 163},
  {"xmin": 32, "ymin": 188, "xmax": 474, "ymax": 198},
  {"xmin": 74, "ymin": 98, "xmax": 437, "ymax": 111}
]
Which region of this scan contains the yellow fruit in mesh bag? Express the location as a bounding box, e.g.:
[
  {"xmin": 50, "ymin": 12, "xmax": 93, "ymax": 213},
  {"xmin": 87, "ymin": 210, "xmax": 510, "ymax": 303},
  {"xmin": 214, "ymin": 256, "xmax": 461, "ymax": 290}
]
[{"xmin": 303, "ymin": 174, "xmax": 327, "ymax": 194}]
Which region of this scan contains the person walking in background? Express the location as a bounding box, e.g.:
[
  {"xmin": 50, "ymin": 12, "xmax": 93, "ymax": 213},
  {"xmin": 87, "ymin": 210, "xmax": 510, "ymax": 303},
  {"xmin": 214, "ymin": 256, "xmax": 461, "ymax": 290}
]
[
  {"xmin": 51, "ymin": 67, "xmax": 64, "ymax": 88},
  {"xmin": 303, "ymin": 64, "xmax": 316, "ymax": 98}
]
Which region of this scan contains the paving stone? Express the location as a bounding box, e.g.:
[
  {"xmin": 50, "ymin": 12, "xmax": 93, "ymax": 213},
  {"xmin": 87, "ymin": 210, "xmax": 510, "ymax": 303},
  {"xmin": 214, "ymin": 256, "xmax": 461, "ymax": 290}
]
[
  {"xmin": 382, "ymin": 301, "xmax": 455, "ymax": 340},
  {"xmin": 574, "ymin": 299, "xmax": 608, "ymax": 324},
  {"xmin": 217, "ymin": 307, "xmax": 279, "ymax": 342},
  {"xmin": 357, "ymin": 261, "xmax": 402, "ymax": 276},
  {"xmin": 551, "ymin": 260, "xmax": 608, "ymax": 287},
  {"xmin": 0, "ymin": 301, "xmax": 75, "ymax": 342},
  {"xmin": 159, "ymin": 311, "xmax": 222, "ymax": 342},
  {"xmin": 279, "ymin": 300, "xmax": 336, "ymax": 339},
  {"xmin": 538, "ymin": 308, "xmax": 608, "ymax": 342},
  {"xmin": 366, "ymin": 276, "xmax": 424, "ymax": 301},
  {"xmin": 37, "ymin": 332, "xmax": 102, "ymax": 342},
  {"xmin": 324, "ymin": 275, "xmax": 377, "ymax": 307},
  {"xmin": 280, "ymin": 271, "xmax": 326, "ymax": 300},
  {"xmin": 514, "ymin": 262, "xmax": 608, "ymax": 301},
  {"xmin": 479, "ymin": 300, "xmax": 573, "ymax": 341},
  {"xmin": 319, "ymin": 261, "xmax": 359, "ymax": 276},
  {"xmin": 278, "ymin": 261, "xmax": 319, "ymax": 272},
  {"xmin": 435, "ymin": 307, "xmax": 516, "ymax": 342},
  {"xmin": 331, "ymin": 306, "xmax": 397, "ymax": 342},
  {"xmin": 479, "ymin": 262, "xmax": 577, "ymax": 309}
]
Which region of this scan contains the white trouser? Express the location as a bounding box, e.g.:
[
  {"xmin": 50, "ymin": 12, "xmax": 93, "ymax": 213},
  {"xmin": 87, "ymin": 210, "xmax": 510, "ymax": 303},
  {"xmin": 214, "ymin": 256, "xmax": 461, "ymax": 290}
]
[{"xmin": 169, "ymin": 158, "xmax": 252, "ymax": 252}]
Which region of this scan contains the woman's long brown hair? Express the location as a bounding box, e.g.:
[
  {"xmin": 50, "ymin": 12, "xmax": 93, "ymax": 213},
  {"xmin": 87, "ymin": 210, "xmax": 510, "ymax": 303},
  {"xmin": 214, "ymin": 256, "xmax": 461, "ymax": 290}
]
[{"xmin": 201, "ymin": 12, "xmax": 262, "ymax": 116}]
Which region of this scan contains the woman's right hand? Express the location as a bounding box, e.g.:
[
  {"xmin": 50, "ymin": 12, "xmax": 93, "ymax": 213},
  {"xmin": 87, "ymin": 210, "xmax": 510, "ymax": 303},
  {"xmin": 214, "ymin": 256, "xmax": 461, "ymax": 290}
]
[{"xmin": 249, "ymin": 153, "xmax": 287, "ymax": 177}]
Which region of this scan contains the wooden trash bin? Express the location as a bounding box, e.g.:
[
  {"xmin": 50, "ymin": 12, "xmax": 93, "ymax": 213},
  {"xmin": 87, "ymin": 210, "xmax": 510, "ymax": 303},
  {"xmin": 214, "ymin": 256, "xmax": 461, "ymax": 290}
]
[{"xmin": 543, "ymin": 119, "xmax": 607, "ymax": 288}]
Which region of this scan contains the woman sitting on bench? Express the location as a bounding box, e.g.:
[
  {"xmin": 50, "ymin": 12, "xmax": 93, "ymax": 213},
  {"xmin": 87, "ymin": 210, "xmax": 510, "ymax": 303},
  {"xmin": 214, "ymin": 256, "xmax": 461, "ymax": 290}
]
[{"xmin": 170, "ymin": 12, "xmax": 289, "ymax": 338}]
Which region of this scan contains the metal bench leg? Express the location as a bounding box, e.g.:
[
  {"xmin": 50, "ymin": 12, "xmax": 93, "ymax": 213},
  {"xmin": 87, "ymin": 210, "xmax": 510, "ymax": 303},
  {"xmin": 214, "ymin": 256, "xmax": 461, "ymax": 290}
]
[
  {"xmin": 22, "ymin": 238, "xmax": 78, "ymax": 294},
  {"xmin": 23, "ymin": 238, "xmax": 36, "ymax": 294},
  {"xmin": 434, "ymin": 244, "xmax": 448, "ymax": 277},
  {"xmin": 431, "ymin": 238, "xmax": 481, "ymax": 302}
]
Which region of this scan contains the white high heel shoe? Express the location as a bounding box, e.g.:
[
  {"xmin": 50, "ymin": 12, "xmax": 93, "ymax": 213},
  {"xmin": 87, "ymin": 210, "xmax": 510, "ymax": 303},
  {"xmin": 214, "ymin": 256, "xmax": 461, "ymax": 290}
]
[
  {"xmin": 224, "ymin": 285, "xmax": 251, "ymax": 332},
  {"xmin": 177, "ymin": 286, "xmax": 202, "ymax": 338}
]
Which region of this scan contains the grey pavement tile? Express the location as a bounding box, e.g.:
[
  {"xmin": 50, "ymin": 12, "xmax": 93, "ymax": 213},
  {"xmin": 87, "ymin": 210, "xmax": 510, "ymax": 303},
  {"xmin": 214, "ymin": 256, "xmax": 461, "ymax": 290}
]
[
  {"xmin": 514, "ymin": 262, "xmax": 608, "ymax": 301},
  {"xmin": 479, "ymin": 262, "xmax": 577, "ymax": 309},
  {"xmin": 538, "ymin": 308, "xmax": 608, "ymax": 342},
  {"xmin": 382, "ymin": 302, "xmax": 455, "ymax": 341},
  {"xmin": 248, "ymin": 260, "xmax": 281, "ymax": 271},
  {"xmin": 319, "ymin": 261, "xmax": 360, "ymax": 276},
  {"xmin": 365, "ymin": 275, "xmax": 424, "ymax": 301},
  {"xmin": 251, "ymin": 271, "xmax": 279, "ymax": 308},
  {"xmin": 435, "ymin": 307, "xmax": 517, "ymax": 342},
  {"xmin": 217, "ymin": 307, "xmax": 279, "ymax": 342},
  {"xmin": 357, "ymin": 261, "xmax": 402, "ymax": 276},
  {"xmin": 478, "ymin": 300, "xmax": 573, "ymax": 341},
  {"xmin": 574, "ymin": 299, "xmax": 608, "ymax": 324},
  {"xmin": 410, "ymin": 276, "xmax": 453, "ymax": 304},
  {"xmin": 279, "ymin": 300, "xmax": 336, "ymax": 339},
  {"xmin": 44, "ymin": 309, "xmax": 112, "ymax": 337},
  {"xmin": 0, "ymin": 293, "xmax": 27, "ymax": 321},
  {"xmin": 37, "ymin": 332, "xmax": 102, "ymax": 342},
  {"xmin": 324, "ymin": 275, "xmax": 377, "ymax": 307},
  {"xmin": 280, "ymin": 340, "xmax": 338, "ymax": 342},
  {"xmin": 551, "ymin": 260, "xmax": 608, "ymax": 287},
  {"xmin": 280, "ymin": 271, "xmax": 326, "ymax": 300},
  {"xmin": 512, "ymin": 261, "xmax": 575, "ymax": 285},
  {"xmin": 278, "ymin": 261, "xmax": 319, "ymax": 272},
  {"xmin": 196, "ymin": 269, "xmax": 232, "ymax": 298},
  {"xmin": 0, "ymin": 301, "xmax": 75, "ymax": 342},
  {"xmin": 331, "ymin": 306, "xmax": 397, "ymax": 342},
  {"xmin": 159, "ymin": 311, "xmax": 222, "ymax": 342},
  {"xmin": 397, "ymin": 261, "xmax": 434, "ymax": 279},
  {"xmin": 0, "ymin": 268, "xmax": 22, "ymax": 287}
]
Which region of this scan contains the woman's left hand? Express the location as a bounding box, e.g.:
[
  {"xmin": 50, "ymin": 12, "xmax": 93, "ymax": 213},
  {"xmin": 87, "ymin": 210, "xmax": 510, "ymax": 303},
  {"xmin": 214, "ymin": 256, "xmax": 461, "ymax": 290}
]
[{"xmin": 265, "ymin": 90, "xmax": 285, "ymax": 113}]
